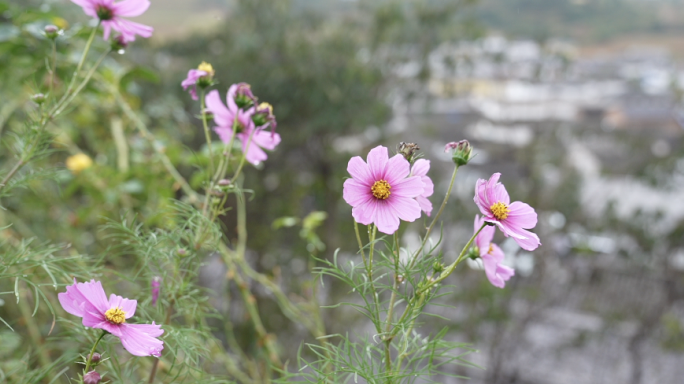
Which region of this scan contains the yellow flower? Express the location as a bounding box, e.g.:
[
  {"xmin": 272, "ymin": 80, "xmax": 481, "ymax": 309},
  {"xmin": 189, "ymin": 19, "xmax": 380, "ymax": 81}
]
[
  {"xmin": 66, "ymin": 153, "xmax": 93, "ymax": 174},
  {"xmin": 51, "ymin": 17, "xmax": 69, "ymax": 30}
]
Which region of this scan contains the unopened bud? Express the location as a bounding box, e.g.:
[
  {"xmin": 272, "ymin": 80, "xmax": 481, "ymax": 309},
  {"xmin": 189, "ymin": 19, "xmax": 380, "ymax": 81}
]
[
  {"xmin": 433, "ymin": 262, "xmax": 445, "ymax": 274},
  {"xmin": 251, "ymin": 102, "xmax": 277, "ymax": 130},
  {"xmin": 83, "ymin": 371, "xmax": 101, "ymax": 384},
  {"xmin": 232, "ymin": 83, "xmax": 255, "ymax": 109},
  {"xmin": 31, "ymin": 93, "xmax": 46, "ymax": 105},
  {"xmin": 397, "ymin": 142, "xmax": 420, "ymax": 163},
  {"xmin": 396, "ymin": 274, "xmax": 405, "ymax": 284},
  {"xmin": 111, "ymin": 35, "xmax": 129, "ymax": 54},
  {"xmin": 444, "ymin": 140, "xmax": 473, "ymax": 166},
  {"xmin": 151, "ymin": 277, "xmax": 161, "ymax": 306},
  {"xmin": 196, "ymin": 62, "xmax": 215, "ymax": 88},
  {"xmin": 218, "ymin": 179, "xmax": 231, "ymax": 186},
  {"xmin": 44, "ymin": 25, "xmax": 61, "ymax": 39},
  {"xmin": 89, "ymin": 352, "xmax": 101, "ymax": 364},
  {"xmin": 177, "ymin": 248, "xmax": 187, "ymax": 257}
]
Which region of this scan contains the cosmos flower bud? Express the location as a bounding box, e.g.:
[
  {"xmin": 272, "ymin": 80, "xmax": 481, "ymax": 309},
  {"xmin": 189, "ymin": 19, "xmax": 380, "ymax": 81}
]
[
  {"xmin": 151, "ymin": 277, "xmax": 161, "ymax": 306},
  {"xmin": 83, "ymin": 371, "xmax": 101, "ymax": 384},
  {"xmin": 89, "ymin": 352, "xmax": 101, "ymax": 364},
  {"xmin": 432, "ymin": 262, "xmax": 445, "ymax": 274},
  {"xmin": 66, "ymin": 153, "xmax": 93, "ymax": 174},
  {"xmin": 251, "ymin": 102, "xmax": 277, "ymax": 130},
  {"xmin": 397, "ymin": 142, "xmax": 420, "ymax": 163},
  {"xmin": 444, "ymin": 140, "xmax": 473, "ymax": 166},
  {"xmin": 31, "ymin": 93, "xmax": 46, "ymax": 105},
  {"xmin": 111, "ymin": 35, "xmax": 130, "ymax": 53},
  {"xmin": 233, "ymin": 83, "xmax": 255, "ymax": 109},
  {"xmin": 44, "ymin": 25, "xmax": 61, "ymax": 40},
  {"xmin": 218, "ymin": 179, "xmax": 231, "ymax": 187},
  {"xmin": 177, "ymin": 248, "xmax": 188, "ymax": 257},
  {"xmin": 196, "ymin": 61, "xmax": 215, "ymax": 88}
]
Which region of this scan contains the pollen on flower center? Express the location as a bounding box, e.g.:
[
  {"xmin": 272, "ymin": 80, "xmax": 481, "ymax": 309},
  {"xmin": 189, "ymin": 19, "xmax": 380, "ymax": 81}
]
[
  {"xmin": 105, "ymin": 307, "xmax": 126, "ymax": 324},
  {"xmin": 488, "ymin": 244, "xmax": 494, "ymax": 254},
  {"xmin": 96, "ymin": 5, "xmax": 114, "ymax": 21},
  {"xmin": 371, "ymin": 180, "xmax": 391, "ymax": 200},
  {"xmin": 490, "ymin": 202, "xmax": 510, "ymax": 220}
]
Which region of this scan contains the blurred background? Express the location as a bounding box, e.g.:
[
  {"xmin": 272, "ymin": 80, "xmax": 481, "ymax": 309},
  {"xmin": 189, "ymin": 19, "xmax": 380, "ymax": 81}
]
[{"xmin": 2, "ymin": 0, "xmax": 684, "ymax": 383}]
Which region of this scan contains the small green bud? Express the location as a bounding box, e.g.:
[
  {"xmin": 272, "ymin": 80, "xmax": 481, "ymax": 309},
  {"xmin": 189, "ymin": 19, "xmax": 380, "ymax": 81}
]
[
  {"xmin": 218, "ymin": 179, "xmax": 231, "ymax": 187},
  {"xmin": 433, "ymin": 261, "xmax": 445, "ymax": 274},
  {"xmin": 31, "ymin": 93, "xmax": 46, "ymax": 105},
  {"xmin": 44, "ymin": 25, "xmax": 61, "ymax": 40},
  {"xmin": 444, "ymin": 140, "xmax": 473, "ymax": 166},
  {"xmin": 177, "ymin": 248, "xmax": 188, "ymax": 257}
]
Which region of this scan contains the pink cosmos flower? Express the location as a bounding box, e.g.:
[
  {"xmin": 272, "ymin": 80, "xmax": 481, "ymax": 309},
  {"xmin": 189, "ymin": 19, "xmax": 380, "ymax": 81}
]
[
  {"xmin": 181, "ymin": 70, "xmax": 208, "ymax": 100},
  {"xmin": 205, "ymin": 89, "xmax": 281, "ymax": 165},
  {"xmin": 474, "ymin": 173, "xmax": 540, "ymax": 251},
  {"xmin": 71, "ymin": 0, "xmax": 153, "ymax": 41},
  {"xmin": 474, "ymin": 215, "xmax": 514, "ymax": 288},
  {"xmin": 343, "ymin": 146, "xmax": 425, "ymax": 234},
  {"xmin": 410, "ymin": 159, "xmax": 434, "ymax": 216},
  {"xmin": 58, "ymin": 279, "xmax": 164, "ymax": 357}
]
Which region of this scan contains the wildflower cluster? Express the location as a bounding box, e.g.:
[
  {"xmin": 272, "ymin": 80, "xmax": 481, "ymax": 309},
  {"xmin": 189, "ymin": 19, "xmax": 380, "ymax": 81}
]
[{"xmin": 0, "ymin": 0, "xmax": 542, "ymax": 382}]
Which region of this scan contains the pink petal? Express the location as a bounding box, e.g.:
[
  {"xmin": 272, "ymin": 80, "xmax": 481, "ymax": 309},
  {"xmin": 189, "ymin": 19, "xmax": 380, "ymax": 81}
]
[
  {"xmin": 205, "ymin": 90, "xmax": 234, "ymax": 128},
  {"xmin": 343, "ymin": 179, "xmax": 372, "ymax": 207},
  {"xmin": 374, "ymin": 202, "xmax": 400, "ymax": 235},
  {"xmin": 506, "ymin": 201, "xmax": 538, "ymax": 229},
  {"xmin": 181, "ymin": 69, "xmax": 206, "ymax": 89},
  {"xmin": 84, "ymin": 317, "xmax": 123, "ymax": 337},
  {"xmin": 475, "ymin": 223, "xmax": 495, "ymax": 252},
  {"xmin": 112, "ymin": 18, "xmax": 153, "ymax": 39},
  {"xmin": 386, "ymin": 196, "xmax": 421, "ymax": 223},
  {"xmin": 416, "ymin": 195, "xmax": 432, "ymax": 216},
  {"xmin": 108, "ymin": 294, "xmax": 137, "ymax": 319},
  {"xmin": 352, "ymin": 197, "xmax": 377, "ymax": 225},
  {"xmin": 226, "ymin": 83, "xmax": 239, "ymax": 112},
  {"xmin": 420, "ymin": 175, "xmax": 434, "ymax": 197},
  {"xmin": 213, "ymin": 126, "xmax": 234, "ymax": 144},
  {"xmin": 390, "ymin": 175, "xmax": 424, "ymax": 199},
  {"xmin": 366, "ymin": 146, "xmax": 388, "ymax": 181},
  {"xmin": 383, "ymin": 154, "xmax": 410, "ymax": 185},
  {"xmin": 102, "ymin": 21, "xmax": 113, "ymax": 40},
  {"xmin": 119, "ymin": 323, "xmax": 164, "ymax": 357},
  {"xmin": 411, "ymin": 159, "xmax": 430, "ymax": 177},
  {"xmin": 474, "ymin": 178, "xmax": 490, "ymax": 215},
  {"xmin": 250, "ymin": 130, "xmax": 281, "ymax": 151},
  {"xmin": 499, "ymin": 221, "xmax": 541, "ymax": 251},
  {"xmin": 347, "ymin": 156, "xmax": 372, "ymax": 183},
  {"xmin": 111, "ymin": 0, "xmax": 150, "ymax": 17}
]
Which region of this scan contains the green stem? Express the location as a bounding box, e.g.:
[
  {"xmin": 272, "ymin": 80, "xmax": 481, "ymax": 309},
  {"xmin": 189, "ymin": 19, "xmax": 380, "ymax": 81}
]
[
  {"xmin": 407, "ymin": 165, "xmax": 459, "ymax": 270},
  {"xmin": 199, "ymin": 89, "xmax": 215, "ymax": 175},
  {"xmin": 367, "ymin": 225, "xmax": 382, "ymax": 333},
  {"xmin": 55, "ymin": 24, "xmax": 98, "ymax": 114},
  {"xmin": 54, "ymin": 49, "xmax": 110, "ymax": 117},
  {"xmin": 83, "ymin": 331, "xmax": 106, "ymax": 381},
  {"xmin": 48, "ymin": 40, "xmax": 57, "ymax": 96},
  {"xmin": 419, "ymin": 223, "xmax": 486, "ymax": 294},
  {"xmin": 354, "ymin": 221, "xmax": 367, "ymax": 267},
  {"xmin": 230, "ymin": 126, "xmax": 257, "ymax": 184}
]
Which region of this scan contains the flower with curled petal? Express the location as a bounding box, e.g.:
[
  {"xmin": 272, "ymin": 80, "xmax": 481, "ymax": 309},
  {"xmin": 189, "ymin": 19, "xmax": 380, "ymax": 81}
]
[{"xmin": 58, "ymin": 279, "xmax": 164, "ymax": 357}]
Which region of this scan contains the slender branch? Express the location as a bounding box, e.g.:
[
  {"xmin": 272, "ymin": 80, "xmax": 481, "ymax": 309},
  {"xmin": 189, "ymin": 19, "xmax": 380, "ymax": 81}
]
[
  {"xmin": 366, "ymin": 225, "xmax": 383, "ymax": 333},
  {"xmin": 407, "ymin": 165, "xmax": 459, "ymax": 270},
  {"xmin": 199, "ymin": 89, "xmax": 215, "ymax": 174},
  {"xmin": 102, "ymin": 78, "xmax": 201, "ymax": 203},
  {"xmin": 83, "ymin": 331, "xmax": 107, "ymax": 382},
  {"xmin": 419, "ymin": 223, "xmax": 487, "ymax": 293}
]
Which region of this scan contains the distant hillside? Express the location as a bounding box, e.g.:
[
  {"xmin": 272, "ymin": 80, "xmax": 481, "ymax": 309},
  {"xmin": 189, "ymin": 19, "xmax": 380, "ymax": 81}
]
[
  {"xmin": 472, "ymin": 0, "xmax": 684, "ymax": 42},
  {"xmin": 135, "ymin": 0, "xmax": 684, "ymax": 43}
]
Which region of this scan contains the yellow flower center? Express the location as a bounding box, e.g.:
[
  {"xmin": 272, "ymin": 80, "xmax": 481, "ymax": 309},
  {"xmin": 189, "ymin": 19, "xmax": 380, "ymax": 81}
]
[
  {"xmin": 197, "ymin": 61, "xmax": 215, "ymax": 76},
  {"xmin": 490, "ymin": 202, "xmax": 510, "ymax": 220},
  {"xmin": 105, "ymin": 307, "xmax": 126, "ymax": 325},
  {"xmin": 488, "ymin": 244, "xmax": 494, "ymax": 254},
  {"xmin": 371, "ymin": 180, "xmax": 391, "ymax": 200}
]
